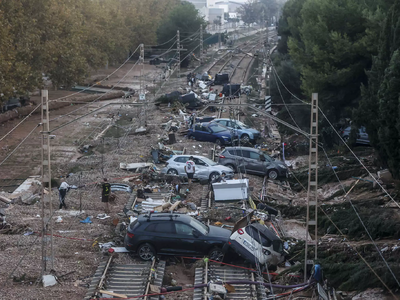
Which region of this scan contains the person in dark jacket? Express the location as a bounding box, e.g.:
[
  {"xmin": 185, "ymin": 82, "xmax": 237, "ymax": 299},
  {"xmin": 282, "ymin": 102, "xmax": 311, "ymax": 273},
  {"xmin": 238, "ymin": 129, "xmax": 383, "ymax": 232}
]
[{"xmin": 102, "ymin": 178, "xmax": 111, "ymax": 213}]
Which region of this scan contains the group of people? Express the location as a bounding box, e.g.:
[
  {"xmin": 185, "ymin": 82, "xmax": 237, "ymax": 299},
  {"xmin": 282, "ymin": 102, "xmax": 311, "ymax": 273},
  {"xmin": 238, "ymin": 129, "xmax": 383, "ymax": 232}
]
[
  {"xmin": 58, "ymin": 157, "xmax": 227, "ymax": 213},
  {"xmin": 58, "ymin": 178, "xmax": 111, "ymax": 213}
]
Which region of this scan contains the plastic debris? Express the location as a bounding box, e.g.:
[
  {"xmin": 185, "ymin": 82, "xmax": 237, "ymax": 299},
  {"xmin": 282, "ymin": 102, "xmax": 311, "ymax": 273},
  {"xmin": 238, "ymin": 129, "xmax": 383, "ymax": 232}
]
[
  {"xmin": 42, "ymin": 275, "xmax": 57, "ymax": 287},
  {"xmin": 80, "ymin": 216, "xmax": 92, "ymax": 224}
]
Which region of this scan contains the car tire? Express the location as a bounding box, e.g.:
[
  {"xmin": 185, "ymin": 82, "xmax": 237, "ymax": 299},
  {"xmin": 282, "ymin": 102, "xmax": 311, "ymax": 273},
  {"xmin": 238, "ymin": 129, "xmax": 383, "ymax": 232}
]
[
  {"xmin": 240, "ymin": 134, "xmax": 250, "ymax": 144},
  {"xmin": 215, "ymin": 138, "xmax": 223, "ymax": 146},
  {"xmin": 225, "ymin": 164, "xmax": 236, "ymax": 172},
  {"xmin": 208, "ymin": 247, "xmax": 224, "ymax": 262},
  {"xmin": 343, "ymin": 135, "xmax": 349, "ymax": 142},
  {"xmin": 167, "ymin": 169, "xmax": 179, "ymax": 175},
  {"xmin": 137, "ymin": 243, "xmax": 156, "ymax": 261},
  {"xmin": 267, "ymin": 169, "xmax": 279, "ymax": 180},
  {"xmin": 209, "ymin": 172, "xmax": 219, "ymax": 182}
]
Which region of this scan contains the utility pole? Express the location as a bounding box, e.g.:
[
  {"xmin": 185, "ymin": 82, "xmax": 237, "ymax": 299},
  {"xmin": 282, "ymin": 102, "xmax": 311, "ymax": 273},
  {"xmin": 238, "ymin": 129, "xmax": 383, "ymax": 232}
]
[
  {"xmin": 200, "ymin": 24, "xmax": 203, "ymax": 64},
  {"xmin": 138, "ymin": 43, "xmax": 146, "ymax": 130},
  {"xmin": 40, "ymin": 89, "xmax": 54, "ymax": 275},
  {"xmin": 177, "ymin": 30, "xmax": 180, "ymax": 79},
  {"xmin": 304, "ymin": 93, "xmax": 319, "ymax": 282},
  {"xmin": 218, "ymin": 24, "xmax": 221, "ymax": 49}
]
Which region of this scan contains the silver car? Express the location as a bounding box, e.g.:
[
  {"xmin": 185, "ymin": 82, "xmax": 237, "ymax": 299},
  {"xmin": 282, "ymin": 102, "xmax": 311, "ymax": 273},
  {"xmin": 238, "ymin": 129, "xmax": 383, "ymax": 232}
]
[{"xmin": 161, "ymin": 155, "xmax": 234, "ymax": 182}]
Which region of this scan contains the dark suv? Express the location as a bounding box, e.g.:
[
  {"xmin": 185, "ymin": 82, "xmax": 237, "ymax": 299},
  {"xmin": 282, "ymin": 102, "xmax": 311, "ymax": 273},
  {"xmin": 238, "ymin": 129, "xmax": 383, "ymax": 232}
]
[
  {"xmin": 124, "ymin": 213, "xmax": 231, "ymax": 261},
  {"xmin": 218, "ymin": 147, "xmax": 289, "ymax": 179}
]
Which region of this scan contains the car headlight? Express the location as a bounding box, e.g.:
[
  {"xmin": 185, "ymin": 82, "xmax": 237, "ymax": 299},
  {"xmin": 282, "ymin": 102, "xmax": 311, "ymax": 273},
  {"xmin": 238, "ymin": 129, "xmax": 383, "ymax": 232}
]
[
  {"xmin": 221, "ymin": 136, "xmax": 230, "ymax": 139},
  {"xmin": 278, "ymin": 164, "xmax": 287, "ymax": 169}
]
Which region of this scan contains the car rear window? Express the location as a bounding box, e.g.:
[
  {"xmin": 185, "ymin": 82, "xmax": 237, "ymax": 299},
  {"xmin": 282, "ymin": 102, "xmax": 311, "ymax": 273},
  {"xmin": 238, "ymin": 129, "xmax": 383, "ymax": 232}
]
[{"xmin": 129, "ymin": 220, "xmax": 140, "ymax": 231}]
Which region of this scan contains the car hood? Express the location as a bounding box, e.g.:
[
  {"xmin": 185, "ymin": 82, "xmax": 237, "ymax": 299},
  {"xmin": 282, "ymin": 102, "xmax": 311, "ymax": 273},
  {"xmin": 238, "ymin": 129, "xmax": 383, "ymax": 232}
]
[
  {"xmin": 245, "ymin": 128, "xmax": 260, "ymax": 135},
  {"xmin": 208, "ymin": 225, "xmax": 232, "ymax": 240}
]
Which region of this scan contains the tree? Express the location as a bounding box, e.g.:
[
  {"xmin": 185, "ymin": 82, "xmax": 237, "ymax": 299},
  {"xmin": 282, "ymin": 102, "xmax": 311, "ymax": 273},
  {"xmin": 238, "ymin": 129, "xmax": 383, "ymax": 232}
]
[
  {"xmin": 156, "ymin": 1, "xmax": 207, "ymax": 68},
  {"xmin": 237, "ymin": 0, "xmax": 261, "ymax": 25},
  {"xmin": 287, "ymin": 0, "xmax": 380, "ymax": 123},
  {"xmin": 356, "ymin": 0, "xmax": 400, "ymax": 178}
]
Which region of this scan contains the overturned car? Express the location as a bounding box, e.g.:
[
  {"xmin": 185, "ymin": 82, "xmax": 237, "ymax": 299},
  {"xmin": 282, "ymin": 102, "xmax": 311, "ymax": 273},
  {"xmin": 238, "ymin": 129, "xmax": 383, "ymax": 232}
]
[{"xmin": 226, "ymin": 222, "xmax": 285, "ymax": 269}]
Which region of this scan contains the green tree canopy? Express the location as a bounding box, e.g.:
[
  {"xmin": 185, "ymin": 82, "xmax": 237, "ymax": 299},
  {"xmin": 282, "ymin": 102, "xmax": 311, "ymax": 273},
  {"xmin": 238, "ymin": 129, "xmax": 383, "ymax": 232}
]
[
  {"xmin": 356, "ymin": 0, "xmax": 400, "ymax": 177},
  {"xmin": 156, "ymin": 1, "xmax": 207, "ymax": 68},
  {"xmin": 0, "ymin": 0, "xmax": 182, "ymax": 101}
]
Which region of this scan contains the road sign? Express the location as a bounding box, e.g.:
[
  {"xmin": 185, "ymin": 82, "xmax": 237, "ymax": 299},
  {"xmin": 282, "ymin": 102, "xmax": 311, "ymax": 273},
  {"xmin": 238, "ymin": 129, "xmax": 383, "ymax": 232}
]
[
  {"xmin": 139, "ymin": 94, "xmax": 145, "ymax": 101},
  {"xmin": 265, "ymin": 95, "xmax": 271, "ymax": 112}
]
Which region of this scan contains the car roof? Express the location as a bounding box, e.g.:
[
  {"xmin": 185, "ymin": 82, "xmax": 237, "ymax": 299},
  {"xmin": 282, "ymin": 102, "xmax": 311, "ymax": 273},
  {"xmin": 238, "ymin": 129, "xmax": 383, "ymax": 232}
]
[
  {"xmin": 169, "ymin": 154, "xmax": 209, "ymax": 160},
  {"xmin": 224, "ymin": 146, "xmax": 258, "ymax": 151},
  {"xmin": 137, "ymin": 213, "xmax": 192, "ymax": 223},
  {"xmin": 249, "ymin": 223, "xmax": 280, "ymax": 241}
]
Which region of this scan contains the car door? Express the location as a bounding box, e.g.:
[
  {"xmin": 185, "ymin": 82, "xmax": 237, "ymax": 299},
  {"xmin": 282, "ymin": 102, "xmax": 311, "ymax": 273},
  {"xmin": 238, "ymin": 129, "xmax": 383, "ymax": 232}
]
[
  {"xmin": 173, "ymin": 222, "xmax": 206, "ymax": 255},
  {"xmin": 192, "ymin": 157, "xmax": 210, "ymax": 179},
  {"xmin": 233, "ymin": 149, "xmax": 251, "ymax": 174},
  {"xmin": 173, "ymin": 156, "xmax": 189, "ymax": 176},
  {"xmin": 229, "ymin": 121, "xmax": 243, "ymax": 136},
  {"xmin": 248, "ymin": 150, "xmax": 265, "ymax": 175},
  {"xmin": 146, "ymin": 222, "xmax": 181, "ymax": 254},
  {"xmin": 191, "ymin": 124, "xmax": 205, "ymax": 141},
  {"xmin": 202, "ymin": 125, "xmax": 215, "ymax": 142}
]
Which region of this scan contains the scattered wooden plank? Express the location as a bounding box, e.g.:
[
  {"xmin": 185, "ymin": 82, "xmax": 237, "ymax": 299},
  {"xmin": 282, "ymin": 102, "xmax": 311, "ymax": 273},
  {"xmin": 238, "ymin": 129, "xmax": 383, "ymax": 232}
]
[
  {"xmin": 169, "ymin": 201, "xmax": 181, "ymax": 212},
  {"xmin": 0, "ymin": 195, "xmax": 12, "ymax": 204},
  {"xmin": 100, "ymin": 290, "xmax": 127, "ymax": 298}
]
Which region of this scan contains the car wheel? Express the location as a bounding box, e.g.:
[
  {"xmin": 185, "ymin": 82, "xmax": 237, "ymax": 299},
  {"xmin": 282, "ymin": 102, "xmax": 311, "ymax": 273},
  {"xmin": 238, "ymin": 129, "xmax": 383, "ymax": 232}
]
[
  {"xmin": 209, "ymin": 247, "xmax": 224, "ymax": 262},
  {"xmin": 240, "ymin": 134, "xmax": 250, "ymax": 144},
  {"xmin": 137, "ymin": 243, "xmax": 156, "ymax": 261},
  {"xmin": 215, "ymin": 138, "xmax": 223, "ymax": 146},
  {"xmin": 267, "ymin": 169, "xmax": 279, "ymax": 180},
  {"xmin": 343, "ymin": 135, "xmax": 349, "ymax": 142},
  {"xmin": 225, "ymin": 164, "xmax": 236, "ymax": 172},
  {"xmin": 209, "ymin": 172, "xmax": 219, "ymax": 182},
  {"xmin": 167, "ymin": 169, "xmax": 178, "ymax": 175}
]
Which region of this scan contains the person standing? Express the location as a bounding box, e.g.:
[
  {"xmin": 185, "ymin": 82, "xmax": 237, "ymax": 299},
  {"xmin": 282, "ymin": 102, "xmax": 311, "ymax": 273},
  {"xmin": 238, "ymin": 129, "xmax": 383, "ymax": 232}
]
[
  {"xmin": 58, "ymin": 179, "xmax": 70, "ymax": 209},
  {"xmin": 102, "ymin": 178, "xmax": 111, "ymax": 213},
  {"xmin": 184, "ymin": 156, "xmax": 196, "ymax": 186}
]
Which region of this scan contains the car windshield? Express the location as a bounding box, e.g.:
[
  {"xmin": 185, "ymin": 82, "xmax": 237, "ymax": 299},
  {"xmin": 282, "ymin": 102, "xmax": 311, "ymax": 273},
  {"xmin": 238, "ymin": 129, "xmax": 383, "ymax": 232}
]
[
  {"xmin": 190, "ymin": 218, "xmax": 209, "ymax": 235},
  {"xmin": 209, "ymin": 124, "xmax": 228, "ymax": 133},
  {"xmin": 200, "ymin": 157, "xmax": 218, "ymax": 166},
  {"xmin": 236, "ymin": 120, "xmax": 249, "ymax": 129}
]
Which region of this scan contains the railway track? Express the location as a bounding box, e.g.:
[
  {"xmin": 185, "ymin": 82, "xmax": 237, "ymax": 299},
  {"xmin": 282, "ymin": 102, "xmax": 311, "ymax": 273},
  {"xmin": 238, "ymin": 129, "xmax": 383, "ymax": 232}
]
[
  {"xmin": 194, "ymin": 262, "xmax": 268, "ymax": 300},
  {"xmin": 85, "ymin": 256, "xmax": 166, "ymax": 300}
]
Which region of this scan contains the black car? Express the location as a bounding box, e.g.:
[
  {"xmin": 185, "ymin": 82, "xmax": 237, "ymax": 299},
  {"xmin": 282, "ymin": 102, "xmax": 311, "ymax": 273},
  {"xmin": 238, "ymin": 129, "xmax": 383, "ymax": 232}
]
[
  {"xmin": 222, "ymin": 84, "xmax": 241, "ymax": 98},
  {"xmin": 124, "ymin": 213, "xmax": 231, "ymax": 261}
]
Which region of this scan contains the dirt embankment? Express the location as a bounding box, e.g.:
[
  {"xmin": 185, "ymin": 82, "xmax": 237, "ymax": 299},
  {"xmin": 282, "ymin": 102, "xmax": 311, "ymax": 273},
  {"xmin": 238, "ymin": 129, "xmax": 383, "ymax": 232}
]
[{"xmin": 0, "ymin": 91, "xmax": 124, "ymax": 125}]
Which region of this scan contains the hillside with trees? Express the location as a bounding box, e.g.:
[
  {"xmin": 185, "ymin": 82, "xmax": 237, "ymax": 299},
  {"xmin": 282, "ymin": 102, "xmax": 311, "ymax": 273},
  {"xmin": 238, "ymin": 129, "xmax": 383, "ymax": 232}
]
[
  {"xmin": 0, "ymin": 0, "xmax": 180, "ymax": 101},
  {"xmin": 276, "ymin": 0, "xmax": 400, "ymax": 177}
]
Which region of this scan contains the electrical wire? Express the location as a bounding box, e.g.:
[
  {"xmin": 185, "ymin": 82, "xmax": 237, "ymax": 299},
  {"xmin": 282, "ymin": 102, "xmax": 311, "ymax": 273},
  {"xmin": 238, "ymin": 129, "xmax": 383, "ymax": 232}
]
[
  {"xmin": 146, "ymin": 34, "xmax": 177, "ymax": 47},
  {"xmin": 320, "ymin": 146, "xmax": 400, "ymax": 291},
  {"xmin": 0, "ymin": 44, "xmax": 142, "ymax": 143},
  {"xmin": 0, "ymin": 124, "xmax": 40, "ymax": 167},
  {"xmin": 272, "ymin": 68, "xmax": 300, "ymax": 128},
  {"xmin": 270, "ymin": 62, "xmax": 400, "ymax": 209},
  {"xmin": 271, "ymin": 61, "xmax": 400, "ymax": 292}
]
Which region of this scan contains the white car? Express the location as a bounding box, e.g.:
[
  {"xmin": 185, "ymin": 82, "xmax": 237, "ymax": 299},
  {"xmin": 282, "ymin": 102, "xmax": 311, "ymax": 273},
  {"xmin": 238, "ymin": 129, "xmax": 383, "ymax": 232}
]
[
  {"xmin": 161, "ymin": 155, "xmax": 234, "ymax": 182},
  {"xmin": 228, "ymin": 223, "xmax": 285, "ymax": 268}
]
